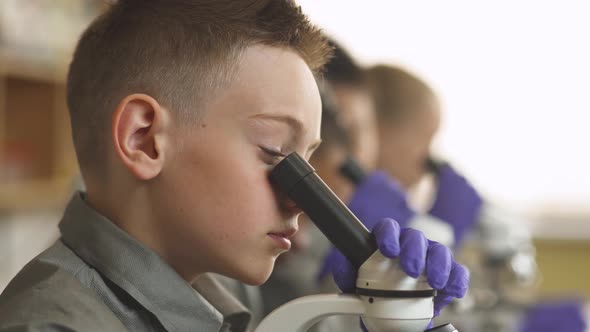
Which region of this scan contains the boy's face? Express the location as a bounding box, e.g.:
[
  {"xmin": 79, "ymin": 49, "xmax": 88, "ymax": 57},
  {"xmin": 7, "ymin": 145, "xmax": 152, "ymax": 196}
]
[
  {"xmin": 311, "ymin": 143, "xmax": 353, "ymax": 202},
  {"xmin": 155, "ymin": 45, "xmax": 322, "ymax": 285},
  {"xmin": 332, "ymin": 85, "xmax": 379, "ymax": 171},
  {"xmin": 378, "ymin": 101, "xmax": 441, "ymax": 189}
]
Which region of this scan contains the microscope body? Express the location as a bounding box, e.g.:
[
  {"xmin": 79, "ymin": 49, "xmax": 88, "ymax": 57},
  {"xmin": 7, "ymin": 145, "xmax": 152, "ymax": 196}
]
[
  {"xmin": 259, "ymin": 153, "xmax": 459, "ymax": 332},
  {"xmin": 356, "ymin": 251, "xmax": 434, "ymax": 331},
  {"xmin": 255, "ymin": 251, "xmax": 446, "ymax": 332}
]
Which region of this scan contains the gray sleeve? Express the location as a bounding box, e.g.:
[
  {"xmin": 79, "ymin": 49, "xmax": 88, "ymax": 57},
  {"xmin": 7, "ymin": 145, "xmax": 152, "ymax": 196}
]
[
  {"xmin": 0, "ymin": 260, "xmax": 127, "ymax": 332},
  {"xmin": 0, "ymin": 323, "xmax": 77, "ymax": 332}
]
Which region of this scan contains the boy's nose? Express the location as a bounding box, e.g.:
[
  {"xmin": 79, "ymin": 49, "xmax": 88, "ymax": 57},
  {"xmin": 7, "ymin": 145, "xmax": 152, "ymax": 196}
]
[
  {"xmin": 282, "ymin": 197, "xmax": 303, "ymax": 216},
  {"xmin": 271, "ymin": 181, "xmax": 303, "ymax": 216}
]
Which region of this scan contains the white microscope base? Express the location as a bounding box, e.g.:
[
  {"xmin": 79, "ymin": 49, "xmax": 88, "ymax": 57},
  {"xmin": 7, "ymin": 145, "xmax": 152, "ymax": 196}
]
[
  {"xmin": 255, "ymin": 293, "xmax": 433, "ymax": 332},
  {"xmin": 255, "ymin": 294, "xmax": 364, "ymax": 332}
]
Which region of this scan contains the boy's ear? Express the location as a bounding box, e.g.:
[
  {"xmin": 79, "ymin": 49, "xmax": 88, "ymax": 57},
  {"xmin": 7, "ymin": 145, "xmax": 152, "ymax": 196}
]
[{"xmin": 112, "ymin": 94, "xmax": 170, "ymax": 180}]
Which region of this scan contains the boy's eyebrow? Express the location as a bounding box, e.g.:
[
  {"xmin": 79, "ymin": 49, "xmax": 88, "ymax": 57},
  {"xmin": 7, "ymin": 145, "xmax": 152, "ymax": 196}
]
[
  {"xmin": 250, "ymin": 114, "xmax": 322, "ymax": 152},
  {"xmin": 252, "ymin": 113, "xmax": 304, "ymax": 134}
]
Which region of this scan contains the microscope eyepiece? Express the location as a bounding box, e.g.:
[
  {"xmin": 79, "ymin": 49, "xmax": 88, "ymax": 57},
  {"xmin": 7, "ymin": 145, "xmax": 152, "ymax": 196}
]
[{"xmin": 270, "ymin": 152, "xmax": 377, "ymax": 269}]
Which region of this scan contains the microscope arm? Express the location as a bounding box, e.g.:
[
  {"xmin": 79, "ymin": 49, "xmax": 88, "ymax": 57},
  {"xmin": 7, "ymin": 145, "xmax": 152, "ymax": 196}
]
[{"xmin": 255, "ymin": 294, "xmax": 365, "ymax": 332}]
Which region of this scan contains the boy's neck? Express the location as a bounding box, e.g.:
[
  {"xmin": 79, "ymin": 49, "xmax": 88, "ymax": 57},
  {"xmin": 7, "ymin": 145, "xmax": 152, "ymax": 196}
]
[{"xmin": 84, "ymin": 184, "xmax": 203, "ymax": 282}]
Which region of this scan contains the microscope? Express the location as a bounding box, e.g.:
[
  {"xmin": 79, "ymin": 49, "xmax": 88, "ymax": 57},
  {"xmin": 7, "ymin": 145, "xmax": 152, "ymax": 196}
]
[
  {"xmin": 343, "ymin": 155, "xmax": 538, "ymax": 298},
  {"xmin": 254, "ymin": 153, "xmax": 458, "ymax": 332},
  {"xmin": 342, "ymin": 155, "xmax": 538, "ymax": 331}
]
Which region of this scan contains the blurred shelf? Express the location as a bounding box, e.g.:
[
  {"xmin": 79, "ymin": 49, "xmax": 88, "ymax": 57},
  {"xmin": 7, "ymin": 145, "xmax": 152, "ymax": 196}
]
[
  {"xmin": 528, "ymin": 215, "xmax": 590, "ymax": 240},
  {"xmin": 0, "ymin": 48, "xmax": 69, "ymax": 84},
  {"xmin": 0, "ymin": 0, "xmax": 103, "ymax": 213},
  {"xmin": 522, "ymin": 203, "xmax": 590, "ymax": 240},
  {"xmin": 1, "ymin": 50, "xmax": 79, "ymax": 213},
  {"xmin": 0, "ymin": 176, "xmax": 75, "ymax": 212}
]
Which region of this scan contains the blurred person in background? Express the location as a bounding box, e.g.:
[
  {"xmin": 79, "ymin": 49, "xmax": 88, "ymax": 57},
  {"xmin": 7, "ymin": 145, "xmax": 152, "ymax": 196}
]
[
  {"xmin": 364, "ymin": 64, "xmax": 586, "ymax": 332},
  {"xmin": 365, "ymin": 63, "xmax": 532, "ymax": 278},
  {"xmin": 315, "ymin": 42, "xmax": 456, "ymax": 280},
  {"xmin": 320, "ymin": 40, "xmax": 379, "ymax": 174},
  {"xmin": 291, "ymin": 42, "xmax": 585, "ymax": 331}
]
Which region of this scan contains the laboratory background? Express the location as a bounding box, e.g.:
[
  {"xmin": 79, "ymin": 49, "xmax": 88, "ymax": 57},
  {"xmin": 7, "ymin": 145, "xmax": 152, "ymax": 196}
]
[{"xmin": 0, "ymin": 1, "xmax": 589, "ymax": 331}]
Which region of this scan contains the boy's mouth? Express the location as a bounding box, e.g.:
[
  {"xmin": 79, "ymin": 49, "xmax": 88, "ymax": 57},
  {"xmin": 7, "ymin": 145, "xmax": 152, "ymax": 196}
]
[{"xmin": 267, "ymin": 227, "xmax": 298, "ymax": 250}]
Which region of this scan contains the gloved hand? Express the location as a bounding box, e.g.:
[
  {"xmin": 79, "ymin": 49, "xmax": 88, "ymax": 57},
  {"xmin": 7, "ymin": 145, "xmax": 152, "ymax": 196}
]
[
  {"xmin": 429, "ymin": 164, "xmax": 483, "ymax": 247},
  {"xmin": 330, "ymin": 218, "xmax": 470, "ymax": 318},
  {"xmin": 347, "ymin": 171, "xmax": 416, "ymax": 231},
  {"xmin": 317, "ymin": 172, "xmax": 417, "ymax": 281},
  {"xmin": 519, "ymin": 299, "xmax": 587, "ymax": 332}
]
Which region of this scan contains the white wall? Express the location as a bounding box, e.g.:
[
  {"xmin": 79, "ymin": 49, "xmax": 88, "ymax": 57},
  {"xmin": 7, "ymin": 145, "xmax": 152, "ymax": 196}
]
[
  {"xmin": 0, "ymin": 212, "xmax": 60, "ymax": 292},
  {"xmin": 299, "ymin": 0, "xmax": 590, "ymax": 214}
]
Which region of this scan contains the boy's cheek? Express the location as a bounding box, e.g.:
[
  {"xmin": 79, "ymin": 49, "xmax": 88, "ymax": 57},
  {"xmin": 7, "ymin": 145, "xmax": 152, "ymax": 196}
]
[{"xmin": 229, "ymin": 167, "xmax": 283, "ymax": 217}]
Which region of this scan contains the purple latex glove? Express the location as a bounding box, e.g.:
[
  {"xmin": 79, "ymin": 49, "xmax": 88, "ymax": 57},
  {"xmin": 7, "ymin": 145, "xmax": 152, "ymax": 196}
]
[
  {"xmin": 348, "ymin": 171, "xmax": 416, "ymax": 231},
  {"xmin": 330, "ymin": 218, "xmax": 470, "ymax": 318},
  {"xmin": 519, "ymin": 299, "xmax": 587, "ymax": 332},
  {"xmin": 429, "ymin": 164, "xmax": 483, "ymax": 247}
]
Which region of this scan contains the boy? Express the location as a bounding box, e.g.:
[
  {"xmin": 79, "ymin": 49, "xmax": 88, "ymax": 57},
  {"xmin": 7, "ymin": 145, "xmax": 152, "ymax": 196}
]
[{"xmin": 0, "ymin": 1, "xmax": 467, "ymax": 331}]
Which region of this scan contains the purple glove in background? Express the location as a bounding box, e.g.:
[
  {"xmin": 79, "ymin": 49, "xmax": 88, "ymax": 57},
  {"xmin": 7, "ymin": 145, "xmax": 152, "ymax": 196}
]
[
  {"xmin": 519, "ymin": 299, "xmax": 587, "ymax": 332},
  {"xmin": 330, "ymin": 219, "xmax": 470, "ymax": 318},
  {"xmin": 429, "ymin": 164, "xmax": 483, "ymax": 247},
  {"xmin": 348, "ymin": 171, "xmax": 416, "ymax": 231}
]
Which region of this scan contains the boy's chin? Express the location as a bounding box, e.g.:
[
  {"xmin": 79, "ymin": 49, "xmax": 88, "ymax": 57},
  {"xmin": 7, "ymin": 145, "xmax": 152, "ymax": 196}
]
[{"xmin": 233, "ymin": 260, "xmax": 276, "ymax": 286}]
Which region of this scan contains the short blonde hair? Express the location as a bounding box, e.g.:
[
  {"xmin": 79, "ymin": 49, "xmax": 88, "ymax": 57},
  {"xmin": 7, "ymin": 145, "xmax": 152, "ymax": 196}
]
[
  {"xmin": 67, "ymin": 0, "xmax": 332, "ymax": 174},
  {"xmin": 365, "ymin": 65, "xmax": 435, "ymax": 124}
]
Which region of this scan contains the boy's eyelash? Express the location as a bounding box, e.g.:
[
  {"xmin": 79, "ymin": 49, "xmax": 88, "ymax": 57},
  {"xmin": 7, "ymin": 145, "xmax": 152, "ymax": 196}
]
[{"xmin": 260, "ymin": 146, "xmax": 286, "ymax": 161}]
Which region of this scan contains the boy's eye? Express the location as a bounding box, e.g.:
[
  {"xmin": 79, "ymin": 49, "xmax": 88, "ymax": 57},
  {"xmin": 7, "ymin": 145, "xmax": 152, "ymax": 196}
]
[{"xmin": 260, "ymin": 146, "xmax": 286, "ymax": 165}]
